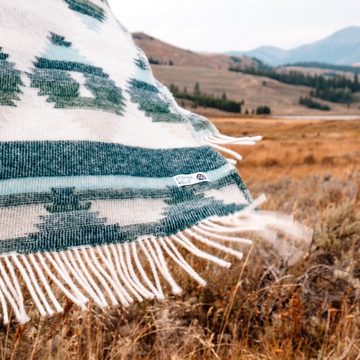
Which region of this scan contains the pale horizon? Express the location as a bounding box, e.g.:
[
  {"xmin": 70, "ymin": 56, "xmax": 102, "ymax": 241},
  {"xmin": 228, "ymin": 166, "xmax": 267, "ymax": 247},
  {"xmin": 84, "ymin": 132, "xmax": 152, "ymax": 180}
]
[{"xmin": 108, "ymin": 0, "xmax": 360, "ymax": 53}]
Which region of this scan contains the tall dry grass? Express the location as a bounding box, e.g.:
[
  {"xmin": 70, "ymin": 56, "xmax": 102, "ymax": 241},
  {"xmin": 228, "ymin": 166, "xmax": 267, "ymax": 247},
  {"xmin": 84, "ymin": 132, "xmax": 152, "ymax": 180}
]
[{"xmin": 0, "ymin": 118, "xmax": 359, "ymax": 359}]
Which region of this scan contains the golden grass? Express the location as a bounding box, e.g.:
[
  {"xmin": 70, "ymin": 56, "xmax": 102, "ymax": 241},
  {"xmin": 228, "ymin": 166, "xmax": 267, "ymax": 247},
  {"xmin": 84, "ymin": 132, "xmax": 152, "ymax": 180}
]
[
  {"xmin": 0, "ymin": 118, "xmax": 359, "ymax": 359},
  {"xmin": 212, "ymin": 118, "xmax": 360, "ymax": 181}
]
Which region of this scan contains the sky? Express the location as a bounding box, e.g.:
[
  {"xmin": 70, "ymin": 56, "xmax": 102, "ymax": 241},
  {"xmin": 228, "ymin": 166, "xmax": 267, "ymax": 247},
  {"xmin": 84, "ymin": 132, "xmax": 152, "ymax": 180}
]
[{"xmin": 108, "ymin": 0, "xmax": 360, "ymax": 52}]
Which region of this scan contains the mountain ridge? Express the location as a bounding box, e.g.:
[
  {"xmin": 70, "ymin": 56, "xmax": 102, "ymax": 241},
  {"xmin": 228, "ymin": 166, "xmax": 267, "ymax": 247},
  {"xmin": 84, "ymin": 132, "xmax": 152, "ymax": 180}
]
[{"xmin": 227, "ymin": 26, "xmax": 360, "ymax": 66}]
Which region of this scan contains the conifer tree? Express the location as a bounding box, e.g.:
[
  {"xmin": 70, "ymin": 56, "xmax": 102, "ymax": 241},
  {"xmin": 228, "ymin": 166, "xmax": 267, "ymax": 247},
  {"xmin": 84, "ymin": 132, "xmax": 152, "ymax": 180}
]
[{"xmin": 194, "ymin": 82, "xmax": 201, "ymax": 96}]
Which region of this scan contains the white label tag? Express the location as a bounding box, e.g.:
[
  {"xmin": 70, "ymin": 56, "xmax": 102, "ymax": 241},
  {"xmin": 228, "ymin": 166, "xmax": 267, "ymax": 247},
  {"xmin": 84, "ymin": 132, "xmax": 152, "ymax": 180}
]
[{"xmin": 173, "ymin": 172, "xmax": 209, "ymax": 187}]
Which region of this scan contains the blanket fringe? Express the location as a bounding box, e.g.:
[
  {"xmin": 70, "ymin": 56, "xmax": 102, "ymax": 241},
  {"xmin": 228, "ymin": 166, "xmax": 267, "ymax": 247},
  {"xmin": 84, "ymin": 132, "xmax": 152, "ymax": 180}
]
[
  {"xmin": 0, "ymin": 197, "xmax": 312, "ymax": 324},
  {"xmin": 203, "ymin": 133, "xmax": 263, "ymax": 165}
]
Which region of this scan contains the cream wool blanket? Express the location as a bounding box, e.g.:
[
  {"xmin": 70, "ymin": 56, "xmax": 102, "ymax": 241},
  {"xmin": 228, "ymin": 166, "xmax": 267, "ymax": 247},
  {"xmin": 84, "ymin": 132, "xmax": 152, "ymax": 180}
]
[{"xmin": 0, "ymin": 0, "xmax": 311, "ymax": 323}]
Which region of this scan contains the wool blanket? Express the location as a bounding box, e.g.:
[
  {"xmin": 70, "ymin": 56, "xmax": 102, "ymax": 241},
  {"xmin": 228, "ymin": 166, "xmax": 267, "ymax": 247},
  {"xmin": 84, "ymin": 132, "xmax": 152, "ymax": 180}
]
[{"xmin": 0, "ymin": 0, "xmax": 311, "ymax": 323}]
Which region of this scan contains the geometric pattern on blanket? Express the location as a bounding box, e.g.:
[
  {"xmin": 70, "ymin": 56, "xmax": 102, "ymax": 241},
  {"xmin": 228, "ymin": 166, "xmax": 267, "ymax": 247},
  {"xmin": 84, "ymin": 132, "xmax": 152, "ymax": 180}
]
[{"xmin": 0, "ymin": 0, "xmax": 311, "ymax": 324}]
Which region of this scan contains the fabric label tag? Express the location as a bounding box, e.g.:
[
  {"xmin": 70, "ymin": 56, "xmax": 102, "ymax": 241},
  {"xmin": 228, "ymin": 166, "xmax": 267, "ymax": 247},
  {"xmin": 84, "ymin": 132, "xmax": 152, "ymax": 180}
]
[{"xmin": 173, "ymin": 172, "xmax": 209, "ymax": 187}]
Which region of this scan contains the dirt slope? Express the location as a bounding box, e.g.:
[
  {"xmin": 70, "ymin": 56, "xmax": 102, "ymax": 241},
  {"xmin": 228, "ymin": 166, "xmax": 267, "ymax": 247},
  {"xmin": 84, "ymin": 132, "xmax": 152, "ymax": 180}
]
[{"xmin": 132, "ymin": 32, "xmax": 255, "ymax": 70}]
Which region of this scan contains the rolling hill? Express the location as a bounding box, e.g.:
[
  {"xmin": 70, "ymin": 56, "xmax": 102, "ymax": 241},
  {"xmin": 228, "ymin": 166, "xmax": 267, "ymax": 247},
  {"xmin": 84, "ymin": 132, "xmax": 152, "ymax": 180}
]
[
  {"xmin": 132, "ymin": 32, "xmax": 360, "ymax": 116},
  {"xmin": 228, "ymin": 27, "xmax": 360, "ymax": 66},
  {"xmin": 151, "ymin": 65, "xmax": 360, "ymax": 116},
  {"xmin": 132, "ymin": 32, "xmax": 256, "ymax": 70}
]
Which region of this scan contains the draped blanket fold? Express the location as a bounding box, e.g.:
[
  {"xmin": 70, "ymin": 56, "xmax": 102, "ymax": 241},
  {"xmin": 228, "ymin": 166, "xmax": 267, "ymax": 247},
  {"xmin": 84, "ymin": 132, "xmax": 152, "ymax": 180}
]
[{"xmin": 0, "ymin": 0, "xmax": 311, "ymax": 324}]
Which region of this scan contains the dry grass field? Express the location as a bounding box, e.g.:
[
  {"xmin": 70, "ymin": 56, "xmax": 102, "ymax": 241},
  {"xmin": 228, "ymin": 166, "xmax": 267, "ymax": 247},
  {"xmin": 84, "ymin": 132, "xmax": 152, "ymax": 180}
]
[
  {"xmin": 212, "ymin": 117, "xmax": 360, "ymax": 181},
  {"xmin": 0, "ymin": 118, "xmax": 359, "ymax": 360}
]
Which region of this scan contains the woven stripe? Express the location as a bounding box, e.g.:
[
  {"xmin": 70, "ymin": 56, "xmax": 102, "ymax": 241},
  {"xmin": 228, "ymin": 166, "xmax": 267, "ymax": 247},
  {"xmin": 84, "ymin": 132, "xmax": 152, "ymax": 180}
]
[
  {"xmin": 0, "ymin": 141, "xmax": 226, "ymax": 180},
  {"xmin": 0, "ymin": 163, "xmax": 234, "ymax": 197},
  {"xmin": 0, "ymin": 202, "xmax": 245, "ymax": 255},
  {"xmin": 0, "ymin": 169, "xmax": 244, "ymax": 207}
]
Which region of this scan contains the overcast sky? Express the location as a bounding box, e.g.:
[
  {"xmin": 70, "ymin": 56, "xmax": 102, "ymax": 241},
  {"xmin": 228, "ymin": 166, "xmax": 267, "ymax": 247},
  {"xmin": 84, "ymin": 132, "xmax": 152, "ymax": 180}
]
[{"xmin": 108, "ymin": 0, "xmax": 359, "ymax": 52}]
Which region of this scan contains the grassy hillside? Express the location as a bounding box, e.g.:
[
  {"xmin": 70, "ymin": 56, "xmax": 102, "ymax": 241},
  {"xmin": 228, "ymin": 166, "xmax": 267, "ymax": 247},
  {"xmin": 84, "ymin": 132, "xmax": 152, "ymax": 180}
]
[
  {"xmin": 152, "ymin": 65, "xmax": 360, "ymax": 115},
  {"xmin": 133, "ymin": 32, "xmax": 360, "ymax": 116},
  {"xmin": 132, "ymin": 32, "xmax": 255, "ymax": 70}
]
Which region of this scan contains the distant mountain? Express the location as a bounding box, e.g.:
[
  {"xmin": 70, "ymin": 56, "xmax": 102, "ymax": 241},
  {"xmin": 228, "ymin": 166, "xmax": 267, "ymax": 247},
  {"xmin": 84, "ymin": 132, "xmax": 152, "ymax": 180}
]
[
  {"xmin": 228, "ymin": 27, "xmax": 360, "ymax": 66},
  {"xmin": 132, "ymin": 32, "xmax": 257, "ymax": 70}
]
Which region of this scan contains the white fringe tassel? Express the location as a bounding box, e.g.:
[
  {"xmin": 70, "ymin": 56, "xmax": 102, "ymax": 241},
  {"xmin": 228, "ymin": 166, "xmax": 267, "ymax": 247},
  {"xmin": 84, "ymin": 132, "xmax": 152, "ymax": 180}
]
[
  {"xmin": 0, "ymin": 200, "xmax": 312, "ymax": 324},
  {"xmin": 203, "ymin": 133, "xmax": 263, "ymax": 165}
]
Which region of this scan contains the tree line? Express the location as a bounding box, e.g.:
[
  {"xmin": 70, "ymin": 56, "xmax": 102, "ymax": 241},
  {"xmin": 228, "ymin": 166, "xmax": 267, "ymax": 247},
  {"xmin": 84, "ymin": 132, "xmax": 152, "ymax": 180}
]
[
  {"xmin": 148, "ymin": 57, "xmax": 174, "ymax": 66},
  {"xmin": 169, "ymin": 83, "xmax": 243, "ymax": 113},
  {"xmin": 299, "ymin": 97, "xmax": 331, "ymax": 111},
  {"xmin": 285, "ymin": 62, "xmax": 360, "ymax": 75},
  {"xmin": 229, "ymin": 65, "xmax": 360, "ymax": 104}
]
